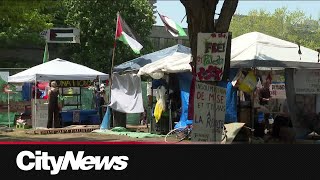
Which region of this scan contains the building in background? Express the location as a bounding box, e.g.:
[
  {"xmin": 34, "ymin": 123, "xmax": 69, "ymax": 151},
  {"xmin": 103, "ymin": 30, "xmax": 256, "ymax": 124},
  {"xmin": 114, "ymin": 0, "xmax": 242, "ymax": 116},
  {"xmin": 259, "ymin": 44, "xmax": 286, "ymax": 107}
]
[{"xmin": 149, "ymin": 25, "xmax": 189, "ymax": 50}]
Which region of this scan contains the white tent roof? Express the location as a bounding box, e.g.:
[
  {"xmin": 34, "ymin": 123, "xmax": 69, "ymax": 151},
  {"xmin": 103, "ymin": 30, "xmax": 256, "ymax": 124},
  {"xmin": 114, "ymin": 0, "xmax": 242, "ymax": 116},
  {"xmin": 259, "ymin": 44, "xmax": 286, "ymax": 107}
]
[
  {"xmin": 231, "ymin": 31, "xmax": 320, "ymax": 68},
  {"xmin": 137, "ymin": 52, "xmax": 192, "ymax": 77},
  {"xmin": 8, "ymin": 58, "xmax": 109, "ymax": 83}
]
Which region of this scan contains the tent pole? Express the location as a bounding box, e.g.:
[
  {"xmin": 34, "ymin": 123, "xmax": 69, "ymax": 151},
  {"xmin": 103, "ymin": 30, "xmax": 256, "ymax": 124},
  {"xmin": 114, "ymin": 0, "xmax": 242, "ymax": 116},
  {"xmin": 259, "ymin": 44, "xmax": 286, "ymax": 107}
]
[
  {"xmin": 109, "ymin": 12, "xmax": 119, "ymax": 103},
  {"xmin": 107, "ymin": 12, "xmax": 120, "ymax": 104},
  {"xmin": 7, "ymin": 88, "xmax": 10, "ymax": 129},
  {"xmin": 104, "ymin": 12, "xmax": 119, "ymax": 129},
  {"xmin": 149, "ymin": 79, "xmax": 154, "ymax": 133},
  {"xmin": 34, "ymin": 78, "xmax": 37, "ymax": 129},
  {"xmin": 251, "ymin": 68, "xmax": 257, "ymax": 134}
]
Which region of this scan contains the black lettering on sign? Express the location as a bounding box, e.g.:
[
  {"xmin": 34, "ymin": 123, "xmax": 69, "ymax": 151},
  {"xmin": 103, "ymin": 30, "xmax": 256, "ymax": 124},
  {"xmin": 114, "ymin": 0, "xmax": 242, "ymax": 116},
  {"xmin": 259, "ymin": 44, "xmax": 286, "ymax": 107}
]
[
  {"xmin": 56, "ymin": 80, "xmax": 91, "ymax": 87},
  {"xmin": 206, "ymin": 111, "xmax": 214, "ymax": 128},
  {"xmin": 195, "ymin": 115, "xmax": 203, "ymax": 124}
]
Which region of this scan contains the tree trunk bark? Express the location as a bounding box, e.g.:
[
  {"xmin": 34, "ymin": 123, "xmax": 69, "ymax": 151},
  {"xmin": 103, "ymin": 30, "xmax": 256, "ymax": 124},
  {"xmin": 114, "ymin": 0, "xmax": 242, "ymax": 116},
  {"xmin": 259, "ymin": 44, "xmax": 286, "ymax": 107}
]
[
  {"xmin": 113, "ymin": 111, "xmax": 126, "ymax": 128},
  {"xmin": 180, "ymin": 0, "xmax": 238, "ymax": 67},
  {"xmin": 180, "ymin": 0, "xmax": 238, "ymax": 141}
]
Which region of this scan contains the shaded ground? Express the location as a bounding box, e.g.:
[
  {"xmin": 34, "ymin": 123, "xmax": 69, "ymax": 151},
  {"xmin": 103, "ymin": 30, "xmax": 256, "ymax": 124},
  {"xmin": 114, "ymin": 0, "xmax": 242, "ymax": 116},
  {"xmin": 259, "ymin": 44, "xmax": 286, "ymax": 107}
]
[
  {"xmin": 0, "ymin": 127, "xmax": 319, "ymax": 144},
  {"xmin": 0, "ymin": 129, "xmax": 168, "ymax": 142}
]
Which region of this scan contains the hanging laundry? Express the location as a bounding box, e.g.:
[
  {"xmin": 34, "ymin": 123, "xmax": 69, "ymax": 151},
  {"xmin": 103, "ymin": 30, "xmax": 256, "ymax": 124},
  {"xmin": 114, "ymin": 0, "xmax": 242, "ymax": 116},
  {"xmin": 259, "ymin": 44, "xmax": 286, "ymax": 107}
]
[{"xmin": 109, "ymin": 73, "xmax": 144, "ymax": 113}]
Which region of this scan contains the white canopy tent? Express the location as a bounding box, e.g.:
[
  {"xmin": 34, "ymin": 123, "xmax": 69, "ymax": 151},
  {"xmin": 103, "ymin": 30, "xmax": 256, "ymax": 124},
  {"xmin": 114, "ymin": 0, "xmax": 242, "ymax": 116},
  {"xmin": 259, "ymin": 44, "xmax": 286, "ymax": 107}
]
[
  {"xmin": 137, "ymin": 32, "xmax": 320, "ymax": 77},
  {"xmin": 8, "ymin": 58, "xmax": 109, "ymax": 83},
  {"xmin": 231, "ymin": 31, "xmax": 320, "ymax": 69},
  {"xmin": 137, "ymin": 52, "xmax": 192, "ymax": 77},
  {"xmin": 8, "ymin": 58, "xmax": 109, "ymax": 129}
]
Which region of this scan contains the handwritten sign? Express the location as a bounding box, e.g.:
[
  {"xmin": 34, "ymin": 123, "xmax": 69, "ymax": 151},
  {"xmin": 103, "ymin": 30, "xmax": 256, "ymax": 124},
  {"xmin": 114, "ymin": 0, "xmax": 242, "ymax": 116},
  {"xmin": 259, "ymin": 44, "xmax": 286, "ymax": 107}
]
[
  {"xmin": 32, "ymin": 99, "xmax": 48, "ymax": 128},
  {"xmin": 196, "ymin": 33, "xmax": 228, "ymax": 81},
  {"xmin": 191, "ymin": 82, "xmax": 226, "ymax": 142},
  {"xmin": 269, "ymin": 83, "xmax": 286, "ymax": 99},
  {"xmin": 55, "ymin": 80, "xmax": 91, "ymax": 87},
  {"xmin": 294, "ymin": 69, "xmax": 320, "ymax": 94}
]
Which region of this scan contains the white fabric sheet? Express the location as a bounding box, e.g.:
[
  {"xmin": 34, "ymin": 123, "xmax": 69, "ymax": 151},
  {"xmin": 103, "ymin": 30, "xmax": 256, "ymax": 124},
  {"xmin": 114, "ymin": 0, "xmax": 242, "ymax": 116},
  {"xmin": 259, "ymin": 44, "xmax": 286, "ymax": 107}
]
[{"xmin": 109, "ymin": 73, "xmax": 144, "ymax": 113}]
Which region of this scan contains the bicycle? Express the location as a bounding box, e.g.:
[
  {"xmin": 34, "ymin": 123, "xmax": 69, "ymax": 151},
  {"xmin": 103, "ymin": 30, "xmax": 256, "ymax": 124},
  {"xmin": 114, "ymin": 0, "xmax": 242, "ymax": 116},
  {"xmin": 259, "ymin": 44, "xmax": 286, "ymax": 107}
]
[{"xmin": 164, "ymin": 123, "xmax": 228, "ymax": 143}]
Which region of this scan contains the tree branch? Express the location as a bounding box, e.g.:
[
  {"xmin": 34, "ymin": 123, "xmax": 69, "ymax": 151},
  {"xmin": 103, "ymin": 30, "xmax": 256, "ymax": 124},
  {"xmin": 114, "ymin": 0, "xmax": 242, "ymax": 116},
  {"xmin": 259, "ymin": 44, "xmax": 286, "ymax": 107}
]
[{"xmin": 215, "ymin": 0, "xmax": 239, "ymax": 32}]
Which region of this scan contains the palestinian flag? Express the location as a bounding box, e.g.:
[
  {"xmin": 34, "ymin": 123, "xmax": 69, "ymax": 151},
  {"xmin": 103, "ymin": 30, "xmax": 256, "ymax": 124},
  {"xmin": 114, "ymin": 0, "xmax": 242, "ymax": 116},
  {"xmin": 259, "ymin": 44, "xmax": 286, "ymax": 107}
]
[
  {"xmin": 158, "ymin": 12, "xmax": 187, "ymax": 37},
  {"xmin": 116, "ymin": 13, "xmax": 143, "ymax": 54}
]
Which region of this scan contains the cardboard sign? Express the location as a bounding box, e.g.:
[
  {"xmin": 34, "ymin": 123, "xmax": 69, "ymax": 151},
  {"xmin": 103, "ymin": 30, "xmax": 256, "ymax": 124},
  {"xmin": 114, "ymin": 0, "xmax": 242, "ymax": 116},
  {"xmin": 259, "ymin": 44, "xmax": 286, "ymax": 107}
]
[
  {"xmin": 191, "ymin": 82, "xmax": 226, "ymax": 142},
  {"xmin": 196, "ymin": 33, "xmax": 228, "ymax": 81}
]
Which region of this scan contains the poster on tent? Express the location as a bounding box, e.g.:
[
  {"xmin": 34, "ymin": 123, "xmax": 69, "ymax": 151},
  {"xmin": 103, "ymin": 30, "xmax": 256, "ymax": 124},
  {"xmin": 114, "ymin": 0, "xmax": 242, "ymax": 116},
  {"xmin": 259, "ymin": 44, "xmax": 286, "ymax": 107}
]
[
  {"xmin": 191, "ymin": 82, "xmax": 226, "ymax": 142},
  {"xmin": 196, "ymin": 33, "xmax": 228, "ymax": 82},
  {"xmin": 294, "ymin": 69, "xmax": 320, "ymax": 94},
  {"xmin": 269, "ymin": 83, "xmax": 286, "ymax": 99},
  {"xmin": 32, "ymin": 99, "xmax": 48, "ymax": 128}
]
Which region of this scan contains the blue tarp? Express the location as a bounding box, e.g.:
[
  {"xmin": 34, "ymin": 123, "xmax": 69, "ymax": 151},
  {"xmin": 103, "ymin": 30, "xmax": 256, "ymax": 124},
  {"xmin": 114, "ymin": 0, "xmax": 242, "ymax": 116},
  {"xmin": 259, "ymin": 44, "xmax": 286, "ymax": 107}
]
[
  {"xmin": 100, "ymin": 106, "xmax": 111, "ymax": 130},
  {"xmin": 217, "ymin": 68, "xmax": 239, "ymax": 123},
  {"xmin": 113, "ymin": 44, "xmax": 191, "ymax": 73},
  {"xmin": 174, "ymin": 72, "xmax": 193, "ymax": 129},
  {"xmin": 22, "ymin": 83, "xmax": 32, "ymax": 101}
]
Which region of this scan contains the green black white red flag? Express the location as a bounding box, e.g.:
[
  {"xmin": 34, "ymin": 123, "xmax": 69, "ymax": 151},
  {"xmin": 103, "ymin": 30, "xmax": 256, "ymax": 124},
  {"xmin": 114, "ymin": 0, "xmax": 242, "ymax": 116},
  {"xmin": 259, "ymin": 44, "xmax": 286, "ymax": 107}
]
[
  {"xmin": 115, "ymin": 13, "xmax": 143, "ymax": 54},
  {"xmin": 158, "ymin": 12, "xmax": 187, "ymax": 37}
]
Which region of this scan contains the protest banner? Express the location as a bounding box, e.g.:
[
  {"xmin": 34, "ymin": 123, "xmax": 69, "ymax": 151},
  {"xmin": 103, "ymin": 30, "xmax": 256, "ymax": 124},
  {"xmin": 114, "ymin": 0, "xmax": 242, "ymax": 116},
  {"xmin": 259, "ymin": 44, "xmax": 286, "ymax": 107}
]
[
  {"xmin": 191, "ymin": 81, "xmax": 226, "ymax": 142},
  {"xmin": 196, "ymin": 33, "xmax": 228, "ymax": 81}
]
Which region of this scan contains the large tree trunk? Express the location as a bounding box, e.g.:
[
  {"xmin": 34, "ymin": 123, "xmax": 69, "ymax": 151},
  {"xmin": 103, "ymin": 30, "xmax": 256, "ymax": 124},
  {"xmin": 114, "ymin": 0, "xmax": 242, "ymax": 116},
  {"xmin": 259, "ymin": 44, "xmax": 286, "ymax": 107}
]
[
  {"xmin": 180, "ymin": 0, "xmax": 238, "ymax": 65},
  {"xmin": 180, "ymin": 0, "xmax": 238, "ymax": 141}
]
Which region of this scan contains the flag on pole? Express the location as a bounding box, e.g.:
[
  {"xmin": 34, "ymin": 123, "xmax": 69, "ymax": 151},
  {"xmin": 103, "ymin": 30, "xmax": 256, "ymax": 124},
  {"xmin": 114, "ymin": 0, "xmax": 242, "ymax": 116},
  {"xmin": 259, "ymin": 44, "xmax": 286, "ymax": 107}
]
[
  {"xmin": 116, "ymin": 13, "xmax": 143, "ymax": 54},
  {"xmin": 42, "ymin": 43, "xmax": 49, "ymax": 63},
  {"xmin": 158, "ymin": 12, "xmax": 187, "ymax": 37}
]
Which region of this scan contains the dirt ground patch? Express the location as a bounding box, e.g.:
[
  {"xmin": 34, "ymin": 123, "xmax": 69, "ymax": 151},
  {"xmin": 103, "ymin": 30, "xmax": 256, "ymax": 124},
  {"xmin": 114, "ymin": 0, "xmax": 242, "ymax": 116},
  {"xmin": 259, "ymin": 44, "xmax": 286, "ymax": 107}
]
[{"xmin": 0, "ymin": 129, "xmax": 167, "ymax": 142}]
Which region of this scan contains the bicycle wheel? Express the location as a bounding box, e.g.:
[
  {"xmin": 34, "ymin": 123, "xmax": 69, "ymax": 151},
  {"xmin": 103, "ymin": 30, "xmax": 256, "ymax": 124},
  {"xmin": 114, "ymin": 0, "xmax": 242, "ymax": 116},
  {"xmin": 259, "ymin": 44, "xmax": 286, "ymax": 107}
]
[
  {"xmin": 164, "ymin": 127, "xmax": 190, "ymax": 143},
  {"xmin": 219, "ymin": 126, "xmax": 228, "ymax": 144}
]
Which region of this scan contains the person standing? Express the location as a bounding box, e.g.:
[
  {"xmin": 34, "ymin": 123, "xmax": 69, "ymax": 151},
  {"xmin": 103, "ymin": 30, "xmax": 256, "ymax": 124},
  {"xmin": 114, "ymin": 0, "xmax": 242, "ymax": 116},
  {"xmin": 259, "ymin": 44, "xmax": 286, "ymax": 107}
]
[
  {"xmin": 47, "ymin": 81, "xmax": 61, "ymax": 128},
  {"xmin": 258, "ymin": 78, "xmax": 272, "ymax": 134},
  {"xmin": 98, "ymin": 83, "xmax": 106, "ymax": 121}
]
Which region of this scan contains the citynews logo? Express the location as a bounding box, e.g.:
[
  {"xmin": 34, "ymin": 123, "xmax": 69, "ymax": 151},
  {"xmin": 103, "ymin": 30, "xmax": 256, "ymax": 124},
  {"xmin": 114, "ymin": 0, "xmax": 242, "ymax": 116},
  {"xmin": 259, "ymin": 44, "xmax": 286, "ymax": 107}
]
[{"xmin": 16, "ymin": 151, "xmax": 129, "ymax": 175}]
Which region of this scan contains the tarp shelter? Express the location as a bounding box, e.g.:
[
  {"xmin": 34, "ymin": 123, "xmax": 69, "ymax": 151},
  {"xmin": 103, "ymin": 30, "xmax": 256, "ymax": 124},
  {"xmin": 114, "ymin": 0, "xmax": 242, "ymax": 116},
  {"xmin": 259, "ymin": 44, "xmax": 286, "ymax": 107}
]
[
  {"xmin": 231, "ymin": 31, "xmax": 320, "ymax": 68},
  {"xmin": 8, "ymin": 58, "xmax": 109, "ymax": 83},
  {"xmin": 113, "ymin": 44, "xmax": 191, "ymax": 73},
  {"xmin": 230, "ymin": 32, "xmax": 320, "ymax": 139},
  {"xmin": 111, "ymin": 44, "xmax": 192, "ymax": 132},
  {"xmin": 137, "ymin": 48, "xmax": 191, "ymax": 77}
]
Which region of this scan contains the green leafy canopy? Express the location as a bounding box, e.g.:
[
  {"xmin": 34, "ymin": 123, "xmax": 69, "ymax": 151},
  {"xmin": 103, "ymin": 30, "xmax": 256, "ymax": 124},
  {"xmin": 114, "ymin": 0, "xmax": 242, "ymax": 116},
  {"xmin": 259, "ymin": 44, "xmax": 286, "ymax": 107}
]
[
  {"xmin": 63, "ymin": 0, "xmax": 155, "ymax": 73},
  {"xmin": 230, "ymin": 7, "xmax": 320, "ymax": 50}
]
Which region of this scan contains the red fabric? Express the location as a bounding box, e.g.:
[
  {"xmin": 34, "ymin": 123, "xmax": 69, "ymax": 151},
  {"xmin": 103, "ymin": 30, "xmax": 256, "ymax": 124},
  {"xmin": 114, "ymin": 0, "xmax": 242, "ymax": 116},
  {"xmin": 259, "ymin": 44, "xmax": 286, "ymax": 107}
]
[
  {"xmin": 187, "ymin": 65, "xmax": 196, "ymax": 120},
  {"xmin": 43, "ymin": 95, "xmax": 48, "ymax": 100},
  {"xmin": 37, "ymin": 82, "xmax": 49, "ymax": 90},
  {"xmin": 116, "ymin": 15, "xmax": 123, "ymax": 39}
]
